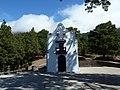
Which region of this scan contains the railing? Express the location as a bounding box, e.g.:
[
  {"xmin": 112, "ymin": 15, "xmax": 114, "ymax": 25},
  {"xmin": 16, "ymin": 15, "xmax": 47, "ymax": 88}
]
[{"xmin": 56, "ymin": 47, "xmax": 67, "ymax": 54}]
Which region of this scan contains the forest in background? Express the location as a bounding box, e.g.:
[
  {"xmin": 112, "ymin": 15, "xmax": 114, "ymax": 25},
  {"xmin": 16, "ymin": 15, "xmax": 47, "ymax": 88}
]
[
  {"xmin": 0, "ymin": 20, "xmax": 120, "ymax": 72},
  {"xmin": 0, "ymin": 20, "xmax": 48, "ymax": 72}
]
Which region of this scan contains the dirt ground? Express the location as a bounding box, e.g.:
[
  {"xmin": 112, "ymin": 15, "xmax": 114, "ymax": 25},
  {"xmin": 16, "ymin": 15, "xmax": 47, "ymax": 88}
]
[
  {"xmin": 0, "ymin": 67, "xmax": 120, "ymax": 90},
  {"xmin": 31, "ymin": 58, "xmax": 46, "ymax": 66},
  {"xmin": 0, "ymin": 58, "xmax": 120, "ymax": 90},
  {"xmin": 0, "ymin": 67, "xmax": 120, "ymax": 89}
]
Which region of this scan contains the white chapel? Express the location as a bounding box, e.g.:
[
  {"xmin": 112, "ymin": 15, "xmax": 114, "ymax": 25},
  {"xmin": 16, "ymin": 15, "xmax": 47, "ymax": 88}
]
[{"xmin": 46, "ymin": 23, "xmax": 79, "ymax": 73}]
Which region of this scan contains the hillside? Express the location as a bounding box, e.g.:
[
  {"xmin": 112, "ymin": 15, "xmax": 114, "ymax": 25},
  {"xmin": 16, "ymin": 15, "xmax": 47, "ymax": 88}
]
[
  {"xmin": 81, "ymin": 28, "xmax": 120, "ymax": 36},
  {"xmin": 117, "ymin": 28, "xmax": 120, "ymax": 34}
]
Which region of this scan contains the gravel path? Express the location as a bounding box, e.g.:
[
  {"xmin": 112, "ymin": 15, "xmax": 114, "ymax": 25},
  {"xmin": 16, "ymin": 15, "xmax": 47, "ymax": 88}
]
[
  {"xmin": 80, "ymin": 67, "xmax": 120, "ymax": 75},
  {"xmin": 0, "ymin": 67, "xmax": 120, "ymax": 90}
]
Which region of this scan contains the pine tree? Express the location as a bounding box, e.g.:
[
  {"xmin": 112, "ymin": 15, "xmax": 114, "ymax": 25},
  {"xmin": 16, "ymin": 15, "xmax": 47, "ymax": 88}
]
[
  {"xmin": 0, "ymin": 20, "xmax": 17, "ymax": 71},
  {"xmin": 88, "ymin": 21, "xmax": 120, "ymax": 57}
]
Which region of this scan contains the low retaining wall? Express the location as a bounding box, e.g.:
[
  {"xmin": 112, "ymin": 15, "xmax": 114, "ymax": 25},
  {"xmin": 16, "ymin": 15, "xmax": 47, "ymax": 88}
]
[
  {"xmin": 79, "ymin": 59, "xmax": 120, "ymax": 67},
  {"xmin": 0, "ymin": 64, "xmax": 46, "ymax": 75}
]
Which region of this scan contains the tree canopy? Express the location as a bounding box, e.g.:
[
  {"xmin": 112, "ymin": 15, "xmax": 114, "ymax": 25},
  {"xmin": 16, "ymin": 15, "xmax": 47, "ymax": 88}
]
[
  {"xmin": 88, "ymin": 21, "xmax": 120, "ymax": 57},
  {"xmin": 0, "ymin": 20, "xmax": 120, "ymax": 72},
  {"xmin": 60, "ymin": 0, "xmax": 111, "ymax": 12},
  {"xmin": 0, "ymin": 21, "xmax": 48, "ymax": 71}
]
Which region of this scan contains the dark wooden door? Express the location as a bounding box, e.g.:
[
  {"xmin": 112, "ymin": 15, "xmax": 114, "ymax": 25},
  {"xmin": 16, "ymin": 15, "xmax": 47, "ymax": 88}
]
[{"xmin": 58, "ymin": 55, "xmax": 66, "ymax": 72}]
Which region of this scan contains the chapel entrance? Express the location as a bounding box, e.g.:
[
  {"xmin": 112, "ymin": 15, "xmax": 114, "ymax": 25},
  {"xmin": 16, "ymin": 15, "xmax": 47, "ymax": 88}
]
[{"xmin": 58, "ymin": 55, "xmax": 66, "ymax": 72}]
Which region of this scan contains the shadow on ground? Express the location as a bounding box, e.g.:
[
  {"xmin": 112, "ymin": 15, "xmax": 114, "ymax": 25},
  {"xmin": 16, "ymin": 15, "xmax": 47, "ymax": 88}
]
[{"xmin": 0, "ymin": 67, "xmax": 120, "ymax": 90}]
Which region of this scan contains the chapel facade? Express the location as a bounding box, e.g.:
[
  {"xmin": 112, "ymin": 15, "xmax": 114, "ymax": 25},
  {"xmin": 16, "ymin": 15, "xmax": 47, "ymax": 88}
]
[{"xmin": 46, "ymin": 23, "xmax": 79, "ymax": 73}]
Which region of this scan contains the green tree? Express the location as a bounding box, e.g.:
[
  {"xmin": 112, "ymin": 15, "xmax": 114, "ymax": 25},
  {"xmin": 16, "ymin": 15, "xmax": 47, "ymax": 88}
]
[
  {"xmin": 22, "ymin": 27, "xmax": 40, "ymax": 68},
  {"xmin": 38, "ymin": 29, "xmax": 48, "ymax": 58},
  {"xmin": 79, "ymin": 36, "xmax": 88, "ymax": 55},
  {"xmin": 60, "ymin": 0, "xmax": 111, "ymax": 12},
  {"xmin": 88, "ymin": 21, "xmax": 120, "ymax": 57},
  {"xmin": 14, "ymin": 33, "xmax": 25, "ymax": 68},
  {"xmin": 0, "ymin": 20, "xmax": 17, "ymax": 71}
]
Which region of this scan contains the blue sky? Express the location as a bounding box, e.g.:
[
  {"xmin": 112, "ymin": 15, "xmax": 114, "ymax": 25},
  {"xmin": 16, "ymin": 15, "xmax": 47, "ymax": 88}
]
[
  {"xmin": 0, "ymin": 0, "xmax": 83, "ymax": 22},
  {"xmin": 0, "ymin": 0, "xmax": 120, "ymax": 33}
]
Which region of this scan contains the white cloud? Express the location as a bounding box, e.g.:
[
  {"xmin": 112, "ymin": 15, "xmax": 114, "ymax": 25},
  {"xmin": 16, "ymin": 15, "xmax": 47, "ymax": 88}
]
[
  {"xmin": 4, "ymin": 0, "xmax": 120, "ymax": 33},
  {"xmin": 8, "ymin": 14, "xmax": 57, "ymax": 33},
  {"xmin": 60, "ymin": 0, "xmax": 120, "ymax": 33}
]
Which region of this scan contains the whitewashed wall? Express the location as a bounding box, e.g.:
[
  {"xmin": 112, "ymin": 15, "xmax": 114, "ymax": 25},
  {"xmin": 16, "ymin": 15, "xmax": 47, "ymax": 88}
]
[{"xmin": 46, "ymin": 23, "xmax": 79, "ymax": 73}]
